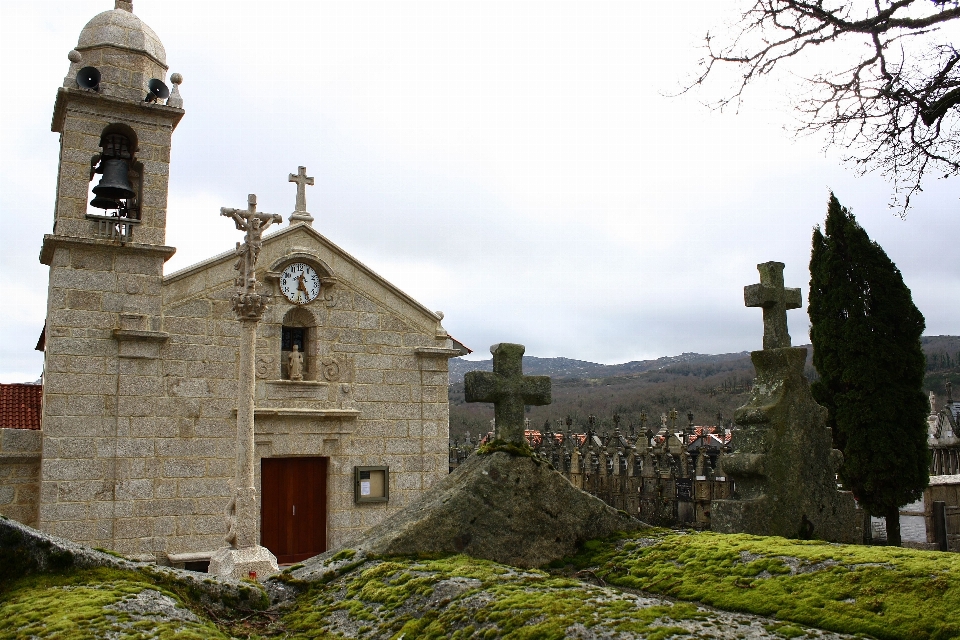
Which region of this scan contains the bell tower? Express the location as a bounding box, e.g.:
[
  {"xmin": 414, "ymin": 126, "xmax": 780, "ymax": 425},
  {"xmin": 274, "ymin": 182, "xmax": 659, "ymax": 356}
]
[
  {"xmin": 37, "ymin": 1, "xmax": 185, "ymax": 552},
  {"xmin": 42, "ymin": 0, "xmax": 183, "ymax": 250}
]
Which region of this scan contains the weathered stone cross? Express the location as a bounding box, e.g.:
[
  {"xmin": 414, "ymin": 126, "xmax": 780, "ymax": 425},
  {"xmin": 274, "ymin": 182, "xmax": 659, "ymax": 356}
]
[
  {"xmin": 464, "ymin": 343, "xmax": 552, "ymax": 445},
  {"xmin": 744, "ymin": 261, "xmax": 802, "ymax": 350},
  {"xmin": 288, "ymin": 166, "xmax": 315, "ymax": 225}
]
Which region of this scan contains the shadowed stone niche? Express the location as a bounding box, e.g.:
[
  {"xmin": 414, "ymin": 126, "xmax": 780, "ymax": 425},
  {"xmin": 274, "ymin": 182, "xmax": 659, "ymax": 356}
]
[{"xmin": 281, "ymin": 307, "xmax": 317, "ymax": 381}]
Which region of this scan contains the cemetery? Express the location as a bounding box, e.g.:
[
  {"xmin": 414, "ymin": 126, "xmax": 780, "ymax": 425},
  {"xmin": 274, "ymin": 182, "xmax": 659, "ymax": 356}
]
[{"xmin": 3, "ymin": 1, "xmax": 960, "ymax": 638}]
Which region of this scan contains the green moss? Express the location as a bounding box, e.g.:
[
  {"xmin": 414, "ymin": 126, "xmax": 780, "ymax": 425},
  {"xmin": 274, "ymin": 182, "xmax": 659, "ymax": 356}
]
[
  {"xmin": 0, "ymin": 567, "xmax": 229, "ymax": 639},
  {"xmin": 568, "ymin": 528, "xmax": 960, "ymax": 640},
  {"xmin": 331, "ymin": 548, "xmax": 356, "ymax": 561},
  {"xmin": 93, "ymin": 547, "xmax": 129, "ymax": 560},
  {"xmin": 477, "ymin": 439, "xmax": 534, "ymax": 457},
  {"xmin": 283, "ymin": 553, "xmax": 711, "ymax": 639}
]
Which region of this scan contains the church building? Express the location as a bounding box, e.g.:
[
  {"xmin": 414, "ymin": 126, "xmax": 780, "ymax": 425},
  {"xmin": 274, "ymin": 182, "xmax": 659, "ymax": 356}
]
[{"xmin": 0, "ymin": 1, "xmax": 466, "ymax": 567}]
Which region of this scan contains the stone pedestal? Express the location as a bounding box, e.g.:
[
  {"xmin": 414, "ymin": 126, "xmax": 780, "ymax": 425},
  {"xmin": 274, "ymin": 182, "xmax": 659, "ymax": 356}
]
[
  {"xmin": 712, "ymin": 347, "xmax": 861, "ymax": 543},
  {"xmin": 208, "ymin": 545, "xmax": 279, "ymax": 581}
]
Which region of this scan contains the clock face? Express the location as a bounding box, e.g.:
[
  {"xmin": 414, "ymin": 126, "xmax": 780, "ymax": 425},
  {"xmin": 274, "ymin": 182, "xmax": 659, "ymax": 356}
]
[{"xmin": 279, "ymin": 262, "xmax": 321, "ymax": 304}]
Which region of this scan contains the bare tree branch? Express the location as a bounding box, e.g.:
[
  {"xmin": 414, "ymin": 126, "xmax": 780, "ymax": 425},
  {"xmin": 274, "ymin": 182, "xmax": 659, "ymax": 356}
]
[{"xmin": 689, "ymin": 0, "xmax": 960, "ymax": 213}]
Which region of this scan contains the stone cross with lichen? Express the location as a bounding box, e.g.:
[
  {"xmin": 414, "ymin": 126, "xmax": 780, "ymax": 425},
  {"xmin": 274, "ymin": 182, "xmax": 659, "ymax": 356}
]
[
  {"xmin": 464, "ymin": 343, "xmax": 551, "ymax": 445},
  {"xmin": 744, "ymin": 261, "xmax": 802, "ymax": 350}
]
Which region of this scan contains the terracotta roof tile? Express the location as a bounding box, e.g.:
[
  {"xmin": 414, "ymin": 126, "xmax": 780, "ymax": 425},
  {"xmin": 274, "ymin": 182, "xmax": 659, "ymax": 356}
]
[{"xmin": 0, "ymin": 384, "xmax": 42, "ymax": 430}]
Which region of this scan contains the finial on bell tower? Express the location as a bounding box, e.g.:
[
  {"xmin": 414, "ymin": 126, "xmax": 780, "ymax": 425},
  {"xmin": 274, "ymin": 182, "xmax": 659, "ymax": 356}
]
[{"xmin": 116, "ymin": 0, "xmax": 133, "ymax": 12}]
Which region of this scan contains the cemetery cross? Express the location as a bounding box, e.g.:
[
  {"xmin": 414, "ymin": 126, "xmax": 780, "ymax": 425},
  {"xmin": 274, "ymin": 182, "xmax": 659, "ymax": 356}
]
[
  {"xmin": 744, "ymin": 261, "xmax": 802, "ymax": 350},
  {"xmin": 464, "ymin": 343, "xmax": 551, "ymax": 445}
]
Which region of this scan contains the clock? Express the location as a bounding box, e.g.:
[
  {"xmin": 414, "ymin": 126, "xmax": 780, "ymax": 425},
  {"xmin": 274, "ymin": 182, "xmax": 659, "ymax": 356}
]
[{"xmin": 279, "ymin": 262, "xmax": 321, "ymax": 304}]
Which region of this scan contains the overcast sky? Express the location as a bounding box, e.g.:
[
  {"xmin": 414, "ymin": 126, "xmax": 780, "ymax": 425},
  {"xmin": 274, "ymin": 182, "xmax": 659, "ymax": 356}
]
[{"xmin": 2, "ymin": 1, "xmax": 959, "ymax": 383}]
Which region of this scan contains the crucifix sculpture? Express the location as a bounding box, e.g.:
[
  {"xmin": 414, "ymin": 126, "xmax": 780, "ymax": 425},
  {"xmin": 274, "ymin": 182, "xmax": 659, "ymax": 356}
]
[
  {"xmin": 221, "ymin": 194, "xmax": 283, "ymax": 310},
  {"xmin": 288, "ymin": 166, "xmax": 315, "ymax": 225},
  {"xmin": 464, "ymin": 343, "xmax": 551, "ymax": 445},
  {"xmin": 744, "ymin": 261, "xmax": 802, "ymax": 350}
]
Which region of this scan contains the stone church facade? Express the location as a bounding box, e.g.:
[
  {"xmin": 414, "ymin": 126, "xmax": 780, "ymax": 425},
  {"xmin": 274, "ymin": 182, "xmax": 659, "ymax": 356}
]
[{"xmin": 2, "ymin": 1, "xmax": 465, "ymax": 565}]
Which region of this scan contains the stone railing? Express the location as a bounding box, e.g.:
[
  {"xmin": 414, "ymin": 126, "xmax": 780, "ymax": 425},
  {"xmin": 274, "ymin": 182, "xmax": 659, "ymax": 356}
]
[
  {"xmin": 450, "ymin": 425, "xmax": 733, "ymax": 528},
  {"xmin": 87, "ymin": 212, "xmax": 139, "ymax": 243}
]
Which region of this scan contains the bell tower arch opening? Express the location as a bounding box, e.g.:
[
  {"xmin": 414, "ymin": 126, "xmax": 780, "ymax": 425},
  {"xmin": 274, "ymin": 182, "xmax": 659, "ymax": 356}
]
[{"xmin": 86, "ymin": 124, "xmax": 142, "ymax": 224}]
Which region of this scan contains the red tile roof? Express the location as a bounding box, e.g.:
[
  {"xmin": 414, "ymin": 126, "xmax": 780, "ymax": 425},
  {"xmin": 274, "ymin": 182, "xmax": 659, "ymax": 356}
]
[{"xmin": 0, "ymin": 384, "xmax": 42, "ymax": 430}]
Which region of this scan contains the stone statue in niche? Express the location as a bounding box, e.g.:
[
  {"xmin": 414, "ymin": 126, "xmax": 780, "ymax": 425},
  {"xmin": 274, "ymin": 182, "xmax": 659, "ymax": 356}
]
[{"xmin": 287, "ymin": 344, "xmax": 304, "ymax": 381}]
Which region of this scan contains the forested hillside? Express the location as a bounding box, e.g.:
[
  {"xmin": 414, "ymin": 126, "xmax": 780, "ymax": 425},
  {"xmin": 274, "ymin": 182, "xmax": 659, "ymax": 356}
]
[{"xmin": 447, "ymin": 336, "xmax": 960, "ymax": 442}]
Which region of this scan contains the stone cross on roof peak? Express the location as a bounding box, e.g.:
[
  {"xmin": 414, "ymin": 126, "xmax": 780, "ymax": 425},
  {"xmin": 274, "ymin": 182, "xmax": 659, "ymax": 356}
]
[
  {"xmin": 464, "ymin": 343, "xmax": 551, "ymax": 445},
  {"xmin": 744, "ymin": 261, "xmax": 802, "ymax": 350},
  {"xmin": 288, "ymin": 166, "xmax": 315, "ymax": 226}
]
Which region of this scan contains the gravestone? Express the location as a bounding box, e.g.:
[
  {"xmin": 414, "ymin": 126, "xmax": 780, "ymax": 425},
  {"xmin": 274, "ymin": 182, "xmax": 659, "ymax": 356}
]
[
  {"xmin": 464, "ymin": 343, "xmax": 551, "ymax": 445},
  {"xmin": 333, "ymin": 342, "xmax": 639, "ymax": 568},
  {"xmin": 712, "ymin": 262, "xmax": 861, "ymax": 543}
]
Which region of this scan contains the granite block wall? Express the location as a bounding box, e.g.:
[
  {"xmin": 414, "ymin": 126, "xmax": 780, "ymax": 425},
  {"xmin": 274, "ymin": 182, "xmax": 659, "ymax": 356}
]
[{"xmin": 0, "ymin": 428, "xmax": 42, "ymax": 527}]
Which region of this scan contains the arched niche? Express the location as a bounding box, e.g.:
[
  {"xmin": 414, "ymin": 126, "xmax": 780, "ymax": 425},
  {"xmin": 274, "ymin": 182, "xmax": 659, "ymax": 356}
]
[{"xmin": 280, "ymin": 307, "xmax": 318, "ymax": 381}]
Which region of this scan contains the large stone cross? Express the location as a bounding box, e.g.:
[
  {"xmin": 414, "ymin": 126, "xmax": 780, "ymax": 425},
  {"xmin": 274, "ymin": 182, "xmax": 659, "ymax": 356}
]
[
  {"xmin": 464, "ymin": 343, "xmax": 551, "ymax": 445},
  {"xmin": 288, "ymin": 166, "xmax": 315, "ymax": 225},
  {"xmin": 744, "ymin": 261, "xmax": 802, "ymax": 350}
]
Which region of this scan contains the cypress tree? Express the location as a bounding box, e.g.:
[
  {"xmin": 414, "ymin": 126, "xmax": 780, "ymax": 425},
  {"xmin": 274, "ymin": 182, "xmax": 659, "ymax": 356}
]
[{"xmin": 809, "ymin": 194, "xmax": 929, "ymax": 546}]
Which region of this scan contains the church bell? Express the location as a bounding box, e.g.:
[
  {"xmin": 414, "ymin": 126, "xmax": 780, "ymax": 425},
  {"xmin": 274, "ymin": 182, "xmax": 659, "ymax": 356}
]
[{"xmin": 90, "ymin": 158, "xmax": 135, "ymax": 208}]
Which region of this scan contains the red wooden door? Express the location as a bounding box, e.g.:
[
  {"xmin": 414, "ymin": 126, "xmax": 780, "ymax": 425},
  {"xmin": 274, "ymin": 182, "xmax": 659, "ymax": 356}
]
[{"xmin": 261, "ymin": 457, "xmax": 328, "ymax": 563}]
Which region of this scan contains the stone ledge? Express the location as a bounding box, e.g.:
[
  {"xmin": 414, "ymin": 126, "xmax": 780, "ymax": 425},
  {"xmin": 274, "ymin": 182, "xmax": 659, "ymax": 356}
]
[
  {"xmin": 266, "ymin": 380, "xmax": 329, "ymax": 388},
  {"xmin": 0, "ymin": 452, "xmax": 41, "ymax": 463},
  {"xmin": 113, "ymin": 329, "xmax": 170, "ymax": 343},
  {"xmin": 167, "ymin": 551, "xmax": 215, "ymax": 564},
  {"xmin": 414, "ymin": 347, "xmax": 464, "ymax": 358},
  {"xmin": 52, "ymin": 87, "xmax": 185, "ymax": 134},
  {"xmin": 40, "ymin": 233, "xmax": 177, "ymax": 265},
  {"xmin": 254, "ymin": 408, "xmax": 359, "ymax": 419}
]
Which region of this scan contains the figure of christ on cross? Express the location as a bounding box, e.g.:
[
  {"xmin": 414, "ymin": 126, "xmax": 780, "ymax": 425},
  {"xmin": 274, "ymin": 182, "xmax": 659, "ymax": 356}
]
[
  {"xmin": 744, "ymin": 261, "xmax": 802, "ymax": 350},
  {"xmin": 221, "ymin": 194, "xmax": 283, "ymax": 293},
  {"xmin": 464, "ymin": 343, "xmax": 552, "ymax": 446}
]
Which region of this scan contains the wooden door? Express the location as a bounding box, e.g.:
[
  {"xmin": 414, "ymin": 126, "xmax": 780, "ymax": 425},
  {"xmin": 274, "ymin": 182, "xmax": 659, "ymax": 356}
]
[{"xmin": 261, "ymin": 457, "xmax": 328, "ymax": 563}]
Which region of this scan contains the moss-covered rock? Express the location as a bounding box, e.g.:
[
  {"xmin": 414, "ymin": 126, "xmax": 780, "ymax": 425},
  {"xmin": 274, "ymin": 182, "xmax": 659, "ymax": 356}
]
[
  {"xmin": 323, "ymin": 450, "xmax": 640, "ymax": 569},
  {"xmin": 565, "ymin": 529, "xmax": 960, "ymax": 640},
  {"xmin": 714, "ymin": 346, "xmax": 861, "ymax": 543},
  {"xmin": 0, "ymin": 568, "xmax": 230, "ymax": 639},
  {"xmin": 281, "ymin": 552, "xmax": 851, "ymax": 639}
]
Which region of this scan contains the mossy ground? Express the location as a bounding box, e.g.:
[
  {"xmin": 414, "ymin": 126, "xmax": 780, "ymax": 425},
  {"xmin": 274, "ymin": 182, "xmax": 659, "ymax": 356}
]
[
  {"xmin": 556, "ymin": 528, "xmax": 960, "ymax": 640},
  {"xmin": 0, "ymin": 567, "xmax": 229, "ymax": 639},
  {"xmin": 283, "ymin": 554, "xmax": 707, "ymax": 639},
  {"xmin": 5, "ymin": 529, "xmax": 960, "ymax": 638}
]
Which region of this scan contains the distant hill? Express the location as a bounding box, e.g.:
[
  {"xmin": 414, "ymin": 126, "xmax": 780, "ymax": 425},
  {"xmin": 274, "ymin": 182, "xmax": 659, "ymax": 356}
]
[
  {"xmin": 448, "ymin": 351, "xmax": 752, "ymax": 384},
  {"xmin": 447, "ymin": 336, "xmax": 960, "ymax": 442}
]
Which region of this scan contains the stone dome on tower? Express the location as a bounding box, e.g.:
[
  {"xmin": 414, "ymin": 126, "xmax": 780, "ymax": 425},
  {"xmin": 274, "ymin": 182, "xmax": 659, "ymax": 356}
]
[
  {"xmin": 63, "ymin": 1, "xmax": 170, "ymax": 102},
  {"xmin": 76, "ymin": 1, "xmax": 166, "ymax": 66}
]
